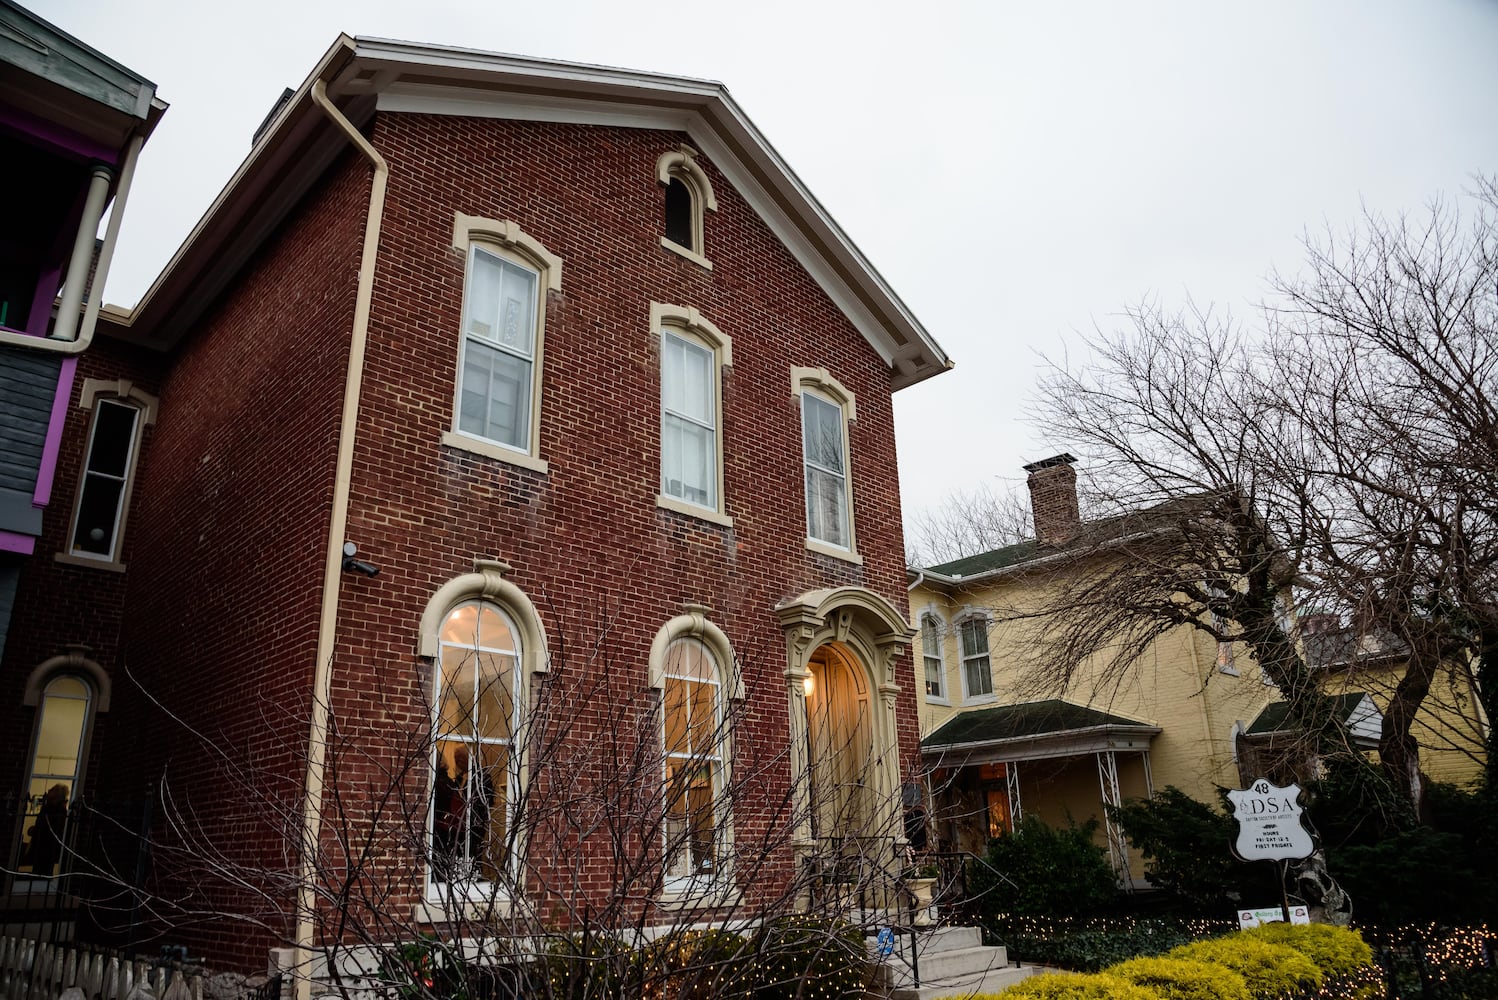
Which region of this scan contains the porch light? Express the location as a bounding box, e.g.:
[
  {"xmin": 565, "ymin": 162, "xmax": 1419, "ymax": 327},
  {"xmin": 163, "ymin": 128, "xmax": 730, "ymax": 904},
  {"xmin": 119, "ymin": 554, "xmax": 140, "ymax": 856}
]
[{"xmin": 803, "ymin": 674, "xmax": 815, "ymax": 696}]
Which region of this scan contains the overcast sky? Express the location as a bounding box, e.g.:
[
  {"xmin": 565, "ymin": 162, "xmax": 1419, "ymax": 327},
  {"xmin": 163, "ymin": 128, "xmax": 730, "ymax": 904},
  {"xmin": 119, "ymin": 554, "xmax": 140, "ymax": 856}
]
[{"xmin": 34, "ymin": 0, "xmax": 1498, "ymax": 532}]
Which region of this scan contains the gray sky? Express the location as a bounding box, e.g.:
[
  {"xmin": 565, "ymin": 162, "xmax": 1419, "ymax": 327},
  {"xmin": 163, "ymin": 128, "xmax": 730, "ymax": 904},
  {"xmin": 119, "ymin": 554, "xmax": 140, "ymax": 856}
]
[{"xmin": 36, "ymin": 0, "xmax": 1498, "ymax": 530}]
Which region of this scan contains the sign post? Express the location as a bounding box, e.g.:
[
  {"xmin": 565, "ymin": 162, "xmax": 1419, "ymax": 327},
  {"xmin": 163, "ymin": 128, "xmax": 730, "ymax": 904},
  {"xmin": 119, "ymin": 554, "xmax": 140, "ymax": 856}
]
[{"xmin": 1227, "ymin": 778, "xmax": 1316, "ymax": 923}]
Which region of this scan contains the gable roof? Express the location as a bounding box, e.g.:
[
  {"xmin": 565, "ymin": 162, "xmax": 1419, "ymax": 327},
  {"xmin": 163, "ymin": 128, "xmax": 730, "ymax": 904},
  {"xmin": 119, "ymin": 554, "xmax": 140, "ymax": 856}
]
[{"xmin": 100, "ymin": 35, "xmax": 950, "ymax": 389}]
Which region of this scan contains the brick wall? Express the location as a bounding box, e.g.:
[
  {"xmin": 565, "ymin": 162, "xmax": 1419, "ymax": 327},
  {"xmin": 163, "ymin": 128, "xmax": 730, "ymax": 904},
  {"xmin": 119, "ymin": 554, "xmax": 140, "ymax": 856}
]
[
  {"xmin": 323, "ymin": 113, "xmax": 919, "ymax": 928},
  {"xmin": 96, "ymin": 150, "xmax": 370, "ymax": 965},
  {"xmin": 8, "ymin": 114, "xmax": 923, "ymax": 969},
  {"xmin": 0, "ymin": 337, "xmax": 164, "ymax": 813}
]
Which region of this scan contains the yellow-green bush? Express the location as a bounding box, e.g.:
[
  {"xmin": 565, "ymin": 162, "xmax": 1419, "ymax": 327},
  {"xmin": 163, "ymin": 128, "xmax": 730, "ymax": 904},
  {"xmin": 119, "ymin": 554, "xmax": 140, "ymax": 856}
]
[
  {"xmin": 1240, "ymin": 922, "xmax": 1373, "ymax": 978},
  {"xmin": 974, "ymin": 971, "xmax": 1166, "ymax": 999},
  {"xmin": 1109, "ymin": 956, "xmax": 1252, "ymax": 1000},
  {"xmin": 1167, "ymin": 937, "xmax": 1321, "ymax": 998}
]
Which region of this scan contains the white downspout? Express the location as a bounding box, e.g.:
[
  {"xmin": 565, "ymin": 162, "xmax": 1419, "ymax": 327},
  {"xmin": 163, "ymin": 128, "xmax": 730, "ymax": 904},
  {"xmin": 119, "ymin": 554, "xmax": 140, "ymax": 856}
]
[
  {"xmin": 0, "ymin": 132, "xmax": 144, "ymax": 353},
  {"xmin": 293, "ymin": 77, "xmax": 387, "ymax": 1000}
]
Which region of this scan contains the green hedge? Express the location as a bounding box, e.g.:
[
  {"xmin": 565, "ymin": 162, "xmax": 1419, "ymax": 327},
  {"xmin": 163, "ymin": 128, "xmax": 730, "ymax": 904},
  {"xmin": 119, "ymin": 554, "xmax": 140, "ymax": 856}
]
[{"xmin": 952, "ymin": 923, "xmax": 1379, "ymax": 1000}]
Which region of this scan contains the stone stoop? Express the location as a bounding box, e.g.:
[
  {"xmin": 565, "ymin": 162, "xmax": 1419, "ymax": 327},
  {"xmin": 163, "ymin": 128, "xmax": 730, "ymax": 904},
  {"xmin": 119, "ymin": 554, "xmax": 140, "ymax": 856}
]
[{"xmin": 866, "ymin": 925, "xmax": 1034, "ymax": 1000}]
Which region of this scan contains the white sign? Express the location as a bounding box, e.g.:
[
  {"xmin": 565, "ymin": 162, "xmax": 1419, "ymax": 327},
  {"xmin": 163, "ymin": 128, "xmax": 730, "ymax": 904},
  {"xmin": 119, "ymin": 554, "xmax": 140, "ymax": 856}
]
[
  {"xmin": 1238, "ymin": 905, "xmax": 1310, "ymax": 929},
  {"xmin": 1227, "ymin": 778, "xmax": 1315, "ymax": 861}
]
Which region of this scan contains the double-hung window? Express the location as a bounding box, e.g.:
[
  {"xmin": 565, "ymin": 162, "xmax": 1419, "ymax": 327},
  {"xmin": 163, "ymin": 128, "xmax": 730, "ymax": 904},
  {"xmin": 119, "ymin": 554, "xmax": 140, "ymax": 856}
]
[
  {"xmin": 960, "ymin": 618, "xmax": 994, "ymax": 700},
  {"xmin": 654, "ymin": 304, "xmax": 732, "ymax": 525},
  {"xmin": 801, "ymin": 392, "xmax": 848, "ymax": 547},
  {"xmin": 63, "ymin": 380, "xmax": 156, "ymax": 569},
  {"xmin": 661, "ymin": 637, "xmax": 724, "ymax": 887},
  {"xmin": 445, "ymin": 216, "xmax": 561, "ymax": 473},
  {"xmin": 458, "ymin": 247, "xmax": 538, "ymax": 452},
  {"xmin": 792, "ymin": 368, "xmax": 858, "ymax": 561},
  {"xmin": 661, "ymin": 331, "xmax": 716, "ymax": 509},
  {"xmin": 921, "ymin": 615, "xmax": 946, "ymax": 700}
]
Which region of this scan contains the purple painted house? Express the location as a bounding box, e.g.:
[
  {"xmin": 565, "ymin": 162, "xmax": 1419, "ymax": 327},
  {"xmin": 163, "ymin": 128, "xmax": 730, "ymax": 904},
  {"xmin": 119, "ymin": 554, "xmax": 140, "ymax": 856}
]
[{"xmin": 0, "ymin": 0, "xmax": 164, "ymax": 657}]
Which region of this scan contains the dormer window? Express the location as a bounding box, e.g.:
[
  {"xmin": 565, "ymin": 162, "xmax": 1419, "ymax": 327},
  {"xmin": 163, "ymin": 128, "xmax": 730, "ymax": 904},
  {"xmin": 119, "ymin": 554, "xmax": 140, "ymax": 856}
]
[{"xmin": 656, "ymin": 144, "xmax": 717, "ymax": 269}]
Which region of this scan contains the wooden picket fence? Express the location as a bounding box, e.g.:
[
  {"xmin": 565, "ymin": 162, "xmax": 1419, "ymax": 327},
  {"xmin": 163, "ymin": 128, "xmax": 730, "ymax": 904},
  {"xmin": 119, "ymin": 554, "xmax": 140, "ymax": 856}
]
[{"xmin": 0, "ymin": 938, "xmax": 202, "ymax": 1000}]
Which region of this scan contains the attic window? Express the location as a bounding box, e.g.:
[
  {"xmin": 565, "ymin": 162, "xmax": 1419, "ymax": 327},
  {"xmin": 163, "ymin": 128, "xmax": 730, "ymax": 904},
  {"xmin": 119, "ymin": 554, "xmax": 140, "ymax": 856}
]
[
  {"xmin": 656, "ymin": 144, "xmax": 717, "ymax": 269},
  {"xmin": 664, "ymin": 179, "xmax": 694, "ymax": 249}
]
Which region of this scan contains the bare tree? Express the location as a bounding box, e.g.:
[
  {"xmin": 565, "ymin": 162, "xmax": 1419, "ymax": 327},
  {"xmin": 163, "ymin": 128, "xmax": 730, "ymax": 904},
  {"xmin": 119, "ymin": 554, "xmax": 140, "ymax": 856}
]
[
  {"xmin": 60, "ymin": 602, "xmax": 918, "ymax": 1000},
  {"xmin": 906, "ymin": 485, "xmax": 1032, "ymax": 568},
  {"xmin": 1004, "ymin": 180, "xmax": 1498, "ymax": 811}
]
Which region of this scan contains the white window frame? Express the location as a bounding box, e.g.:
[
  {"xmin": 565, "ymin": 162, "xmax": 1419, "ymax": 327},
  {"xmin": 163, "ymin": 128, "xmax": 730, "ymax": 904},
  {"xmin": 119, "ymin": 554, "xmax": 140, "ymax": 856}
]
[
  {"xmin": 648, "ymin": 605, "xmax": 742, "ymax": 906},
  {"xmin": 920, "ymin": 613, "xmax": 949, "ymax": 704},
  {"xmin": 443, "ymin": 215, "xmax": 562, "ymax": 475},
  {"xmin": 791, "ymin": 367, "xmax": 860, "ymax": 564},
  {"xmin": 429, "ymin": 599, "xmax": 523, "ymax": 899},
  {"xmin": 958, "ymin": 615, "xmax": 995, "ymax": 703},
  {"xmin": 59, "ymin": 379, "xmax": 157, "ymax": 572},
  {"xmin": 416, "ymin": 560, "xmax": 549, "ymax": 919},
  {"xmin": 655, "ymin": 144, "xmax": 717, "ymax": 270},
  {"xmin": 653, "ymin": 304, "xmax": 732, "ymax": 527},
  {"xmin": 660, "ymin": 637, "xmax": 725, "ymax": 891}
]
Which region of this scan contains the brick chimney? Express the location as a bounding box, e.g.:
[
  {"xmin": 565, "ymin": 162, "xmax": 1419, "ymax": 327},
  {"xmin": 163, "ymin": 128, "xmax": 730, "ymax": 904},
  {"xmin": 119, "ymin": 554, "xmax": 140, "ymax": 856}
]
[{"xmin": 1024, "ymin": 453, "xmax": 1080, "ymax": 546}]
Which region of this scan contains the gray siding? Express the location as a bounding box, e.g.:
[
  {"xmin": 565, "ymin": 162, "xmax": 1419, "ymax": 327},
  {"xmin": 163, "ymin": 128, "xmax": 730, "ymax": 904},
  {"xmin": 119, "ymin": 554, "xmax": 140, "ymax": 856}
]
[{"xmin": 0, "ymin": 346, "xmax": 63, "ymax": 495}]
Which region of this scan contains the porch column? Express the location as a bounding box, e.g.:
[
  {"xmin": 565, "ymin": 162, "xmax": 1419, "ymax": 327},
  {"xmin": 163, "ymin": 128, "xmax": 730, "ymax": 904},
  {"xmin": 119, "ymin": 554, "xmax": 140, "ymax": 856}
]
[
  {"xmin": 1005, "ymin": 760, "xmax": 1023, "ymax": 824},
  {"xmin": 875, "ymin": 635, "xmax": 907, "ymax": 857},
  {"xmin": 1096, "ymin": 750, "xmax": 1130, "ymax": 880},
  {"xmin": 52, "ymin": 165, "xmax": 113, "ymax": 343}
]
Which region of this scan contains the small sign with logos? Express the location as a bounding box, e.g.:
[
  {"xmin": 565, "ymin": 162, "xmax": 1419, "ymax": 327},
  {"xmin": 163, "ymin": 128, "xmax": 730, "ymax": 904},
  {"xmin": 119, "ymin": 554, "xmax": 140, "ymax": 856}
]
[
  {"xmin": 875, "ymin": 927, "xmax": 895, "ymax": 956},
  {"xmin": 1227, "ymin": 779, "xmax": 1315, "ymax": 861},
  {"xmin": 1238, "ymin": 905, "xmax": 1310, "ymax": 929}
]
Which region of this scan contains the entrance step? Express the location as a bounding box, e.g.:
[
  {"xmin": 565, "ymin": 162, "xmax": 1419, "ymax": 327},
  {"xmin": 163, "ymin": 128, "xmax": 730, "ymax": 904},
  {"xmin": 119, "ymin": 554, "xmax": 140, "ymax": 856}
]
[{"xmin": 866, "ymin": 925, "xmax": 1034, "ymax": 1000}]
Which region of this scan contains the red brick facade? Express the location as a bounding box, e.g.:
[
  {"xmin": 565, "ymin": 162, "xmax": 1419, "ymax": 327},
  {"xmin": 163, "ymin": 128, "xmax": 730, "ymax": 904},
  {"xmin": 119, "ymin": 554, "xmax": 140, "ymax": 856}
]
[{"xmin": 3, "ymin": 100, "xmax": 929, "ymax": 971}]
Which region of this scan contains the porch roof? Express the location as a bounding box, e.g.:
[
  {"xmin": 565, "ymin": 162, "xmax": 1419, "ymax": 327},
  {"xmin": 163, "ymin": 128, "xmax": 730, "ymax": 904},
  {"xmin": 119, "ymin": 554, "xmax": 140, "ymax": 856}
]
[
  {"xmin": 1242, "ymin": 691, "xmax": 1382, "ymax": 749},
  {"xmin": 920, "ymin": 699, "xmax": 1161, "ymax": 764}
]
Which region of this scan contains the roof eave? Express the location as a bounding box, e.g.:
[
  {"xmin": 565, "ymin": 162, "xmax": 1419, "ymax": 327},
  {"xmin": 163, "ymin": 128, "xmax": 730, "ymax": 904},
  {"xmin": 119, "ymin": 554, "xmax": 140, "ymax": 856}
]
[
  {"xmin": 922, "ymin": 722, "xmax": 1162, "ymax": 764},
  {"xmin": 106, "ymin": 35, "xmax": 951, "ymax": 385}
]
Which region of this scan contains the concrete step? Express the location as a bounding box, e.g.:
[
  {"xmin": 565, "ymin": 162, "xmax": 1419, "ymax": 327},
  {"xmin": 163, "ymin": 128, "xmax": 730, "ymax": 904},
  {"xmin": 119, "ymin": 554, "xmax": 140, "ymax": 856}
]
[
  {"xmin": 883, "ymin": 963, "xmax": 1034, "ymax": 1000},
  {"xmin": 867, "ymin": 925, "xmax": 1019, "ymax": 996}
]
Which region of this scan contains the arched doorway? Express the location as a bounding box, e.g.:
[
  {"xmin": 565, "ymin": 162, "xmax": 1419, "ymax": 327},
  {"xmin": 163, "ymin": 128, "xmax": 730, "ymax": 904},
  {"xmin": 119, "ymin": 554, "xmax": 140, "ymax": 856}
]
[
  {"xmin": 778, "ymin": 587, "xmax": 915, "ymax": 870},
  {"xmin": 805, "ymin": 643, "xmax": 873, "ymax": 842}
]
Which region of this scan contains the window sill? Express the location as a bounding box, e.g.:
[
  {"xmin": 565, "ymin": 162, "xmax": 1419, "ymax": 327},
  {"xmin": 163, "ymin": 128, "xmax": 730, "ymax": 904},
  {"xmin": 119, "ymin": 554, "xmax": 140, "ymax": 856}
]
[
  {"xmin": 54, "ymin": 552, "xmax": 126, "ymax": 574},
  {"xmin": 659, "ymin": 237, "xmax": 713, "ymax": 271},
  {"xmin": 925, "ymin": 695, "xmax": 951, "ymax": 706},
  {"xmin": 656, "ymin": 493, "xmax": 733, "ymax": 528},
  {"xmin": 804, "ymin": 537, "xmax": 863, "ymax": 565},
  {"xmin": 441, "ymin": 431, "xmax": 550, "ymax": 474},
  {"xmin": 962, "ymin": 693, "xmax": 997, "ymax": 706},
  {"xmin": 657, "ymin": 882, "xmax": 740, "ymax": 911},
  {"xmin": 414, "ymin": 896, "xmax": 514, "ymax": 924}
]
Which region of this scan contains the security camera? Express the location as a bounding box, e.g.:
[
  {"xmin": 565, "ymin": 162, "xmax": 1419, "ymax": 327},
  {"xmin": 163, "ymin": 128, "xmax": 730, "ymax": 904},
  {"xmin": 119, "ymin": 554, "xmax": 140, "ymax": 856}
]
[{"xmin": 341, "ymin": 541, "xmax": 380, "ymax": 577}]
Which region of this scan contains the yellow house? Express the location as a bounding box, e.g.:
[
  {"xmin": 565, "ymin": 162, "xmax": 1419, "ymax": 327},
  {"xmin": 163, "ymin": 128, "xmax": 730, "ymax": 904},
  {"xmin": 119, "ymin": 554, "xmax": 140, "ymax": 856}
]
[
  {"xmin": 908, "ymin": 456, "xmax": 1278, "ymax": 880},
  {"xmin": 1241, "ymin": 618, "xmax": 1489, "ymax": 791}
]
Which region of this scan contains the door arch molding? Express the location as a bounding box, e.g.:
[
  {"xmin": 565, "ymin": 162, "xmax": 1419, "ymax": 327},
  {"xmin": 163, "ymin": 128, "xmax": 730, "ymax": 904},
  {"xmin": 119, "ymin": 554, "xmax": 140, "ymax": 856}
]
[{"xmin": 777, "ymin": 587, "xmax": 913, "ymax": 853}]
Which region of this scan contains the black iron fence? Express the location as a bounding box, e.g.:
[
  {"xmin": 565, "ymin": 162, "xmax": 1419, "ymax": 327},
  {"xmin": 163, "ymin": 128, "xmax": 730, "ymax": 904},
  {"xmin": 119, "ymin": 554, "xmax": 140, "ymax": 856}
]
[{"xmin": 2, "ymin": 797, "xmax": 152, "ymax": 949}]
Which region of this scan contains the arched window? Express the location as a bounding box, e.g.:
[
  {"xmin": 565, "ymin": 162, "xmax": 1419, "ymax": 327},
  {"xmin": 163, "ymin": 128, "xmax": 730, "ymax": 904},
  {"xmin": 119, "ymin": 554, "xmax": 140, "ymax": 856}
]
[
  {"xmin": 432, "ymin": 601, "xmax": 521, "ymax": 889},
  {"xmin": 418, "ymin": 559, "xmax": 548, "ymax": 903},
  {"xmin": 661, "ymin": 637, "xmax": 723, "ymax": 884},
  {"xmin": 920, "ymin": 613, "xmax": 947, "ymax": 702},
  {"xmin": 649, "ymin": 604, "xmax": 740, "ymax": 899},
  {"xmin": 655, "ymin": 144, "xmax": 717, "ymax": 269},
  {"xmin": 16, "ymin": 674, "xmax": 93, "ymax": 877}
]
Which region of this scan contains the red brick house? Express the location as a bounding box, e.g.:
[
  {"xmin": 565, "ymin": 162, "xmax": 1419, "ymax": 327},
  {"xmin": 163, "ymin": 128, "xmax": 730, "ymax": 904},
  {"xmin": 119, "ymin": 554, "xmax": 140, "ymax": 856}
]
[{"xmin": 1, "ymin": 35, "xmax": 951, "ymax": 976}]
